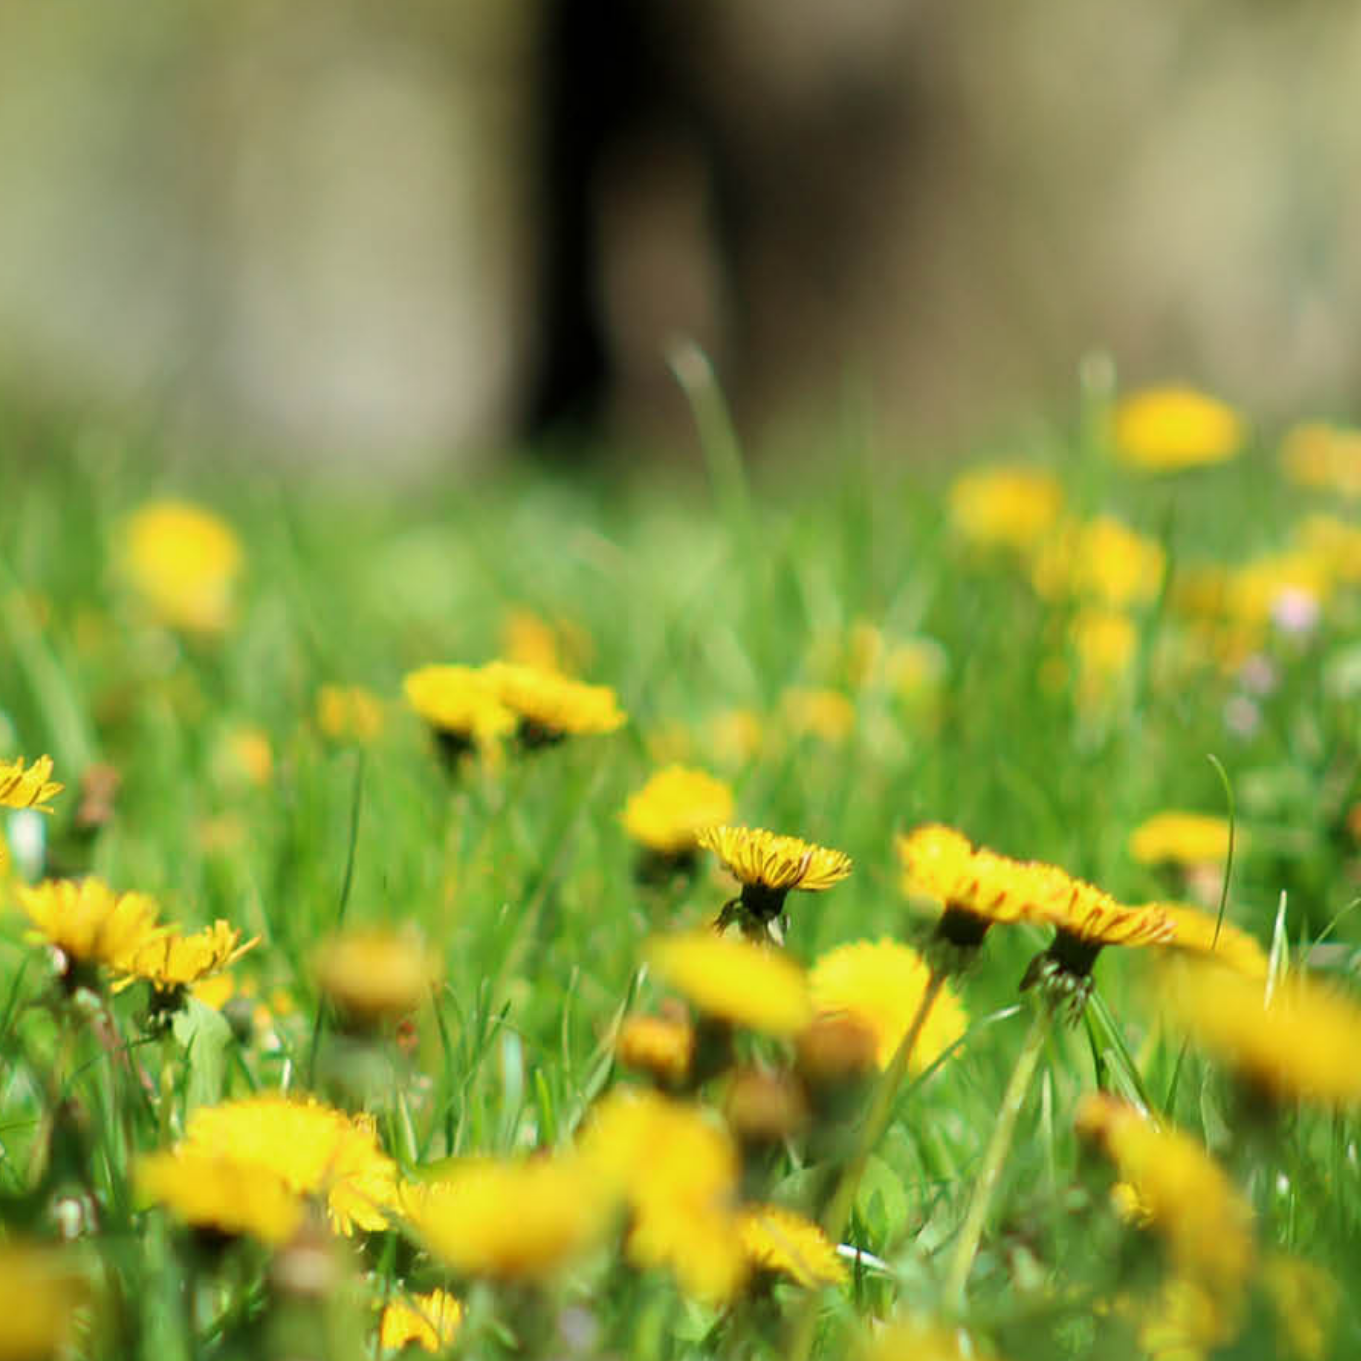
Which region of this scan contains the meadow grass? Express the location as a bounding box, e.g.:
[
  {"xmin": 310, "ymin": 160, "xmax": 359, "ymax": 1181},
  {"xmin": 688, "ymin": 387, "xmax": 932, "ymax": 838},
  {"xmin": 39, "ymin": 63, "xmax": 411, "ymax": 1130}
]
[{"xmin": 2, "ymin": 393, "xmax": 1361, "ymax": 1360}]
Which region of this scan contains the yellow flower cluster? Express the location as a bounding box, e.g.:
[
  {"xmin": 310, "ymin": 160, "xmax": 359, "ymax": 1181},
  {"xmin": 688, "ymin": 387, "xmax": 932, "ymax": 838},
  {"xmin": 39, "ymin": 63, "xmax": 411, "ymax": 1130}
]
[
  {"xmin": 948, "ymin": 465, "xmax": 1065, "ymax": 552},
  {"xmin": 121, "ymin": 499, "xmax": 244, "ymax": 634},
  {"xmin": 378, "ymin": 1289, "xmax": 463, "ymax": 1354},
  {"xmin": 699, "ymin": 824, "xmax": 852, "ymax": 933},
  {"xmin": 18, "ymin": 877, "xmax": 164, "ymax": 972},
  {"xmin": 1280, "ymin": 421, "xmax": 1361, "ymax": 498},
  {"xmin": 137, "ymin": 1148, "xmax": 303, "ymax": 1245},
  {"xmin": 1129, "ymin": 812, "xmax": 1232, "ymax": 867},
  {"xmin": 1112, "ymin": 385, "xmax": 1245, "ymax": 472},
  {"xmin": 314, "ymin": 927, "xmax": 438, "ymax": 1025}
]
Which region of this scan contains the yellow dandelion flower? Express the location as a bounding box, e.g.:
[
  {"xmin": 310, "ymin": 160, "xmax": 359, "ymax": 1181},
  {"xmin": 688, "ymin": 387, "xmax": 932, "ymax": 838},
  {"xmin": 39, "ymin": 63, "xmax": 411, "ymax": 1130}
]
[
  {"xmin": 136, "ymin": 1149, "xmax": 303, "ymax": 1245},
  {"xmin": 218, "ymin": 725, "xmax": 273, "ymax": 787},
  {"xmin": 484, "ymin": 661, "xmax": 626, "ymax": 743},
  {"xmin": 0, "ymin": 1242, "xmax": 88, "ymax": 1361},
  {"xmin": 698, "ymin": 824, "xmax": 851, "ymax": 928},
  {"xmin": 402, "ymin": 665, "xmax": 516, "ymax": 754},
  {"xmin": 1152, "ymin": 904, "xmax": 1267, "ymax": 978},
  {"xmin": 1076, "ymin": 1093, "xmax": 1254, "ymax": 1294},
  {"xmin": 1295, "ymin": 513, "xmax": 1361, "ymax": 585},
  {"xmin": 182, "ymin": 1094, "xmax": 399, "ymax": 1235},
  {"xmin": 379, "ymin": 1289, "xmax": 463, "ymax": 1354},
  {"xmin": 859, "ymin": 1318, "xmax": 994, "ymax": 1361},
  {"xmin": 1113, "ymin": 386, "xmax": 1244, "ymax": 472},
  {"xmin": 114, "ymin": 919, "xmax": 259, "ymax": 993},
  {"xmin": 17, "ymin": 876, "xmax": 164, "ymax": 972},
  {"xmin": 191, "ymin": 973, "xmax": 238, "ymax": 1012},
  {"xmin": 948, "ymin": 464, "xmax": 1065, "ymax": 552},
  {"xmin": 499, "ymin": 606, "xmax": 593, "ymax": 676},
  {"xmin": 316, "ymin": 685, "xmax": 385, "ymax": 744},
  {"xmin": 1129, "ymin": 813, "xmax": 1232, "ymax": 868},
  {"xmin": 739, "ymin": 1204, "xmax": 845, "ymax": 1288},
  {"xmin": 1226, "ymin": 551, "xmax": 1331, "ymax": 629},
  {"xmin": 615, "ymin": 1014, "xmax": 694, "ymax": 1087},
  {"xmin": 1260, "ymin": 1252, "xmax": 1338, "ymax": 1361},
  {"xmin": 1156, "ymin": 959, "xmax": 1361, "ymax": 1108},
  {"xmin": 402, "ymin": 1155, "xmax": 615, "ymax": 1283},
  {"xmin": 621, "ymin": 766, "xmax": 735, "ymax": 857},
  {"xmin": 646, "ymin": 931, "xmax": 813, "ymax": 1036},
  {"xmin": 1031, "ymin": 874, "xmax": 1172, "ymax": 950},
  {"xmin": 1280, "ymin": 421, "xmax": 1361, "ymax": 499},
  {"xmin": 0, "ymin": 755, "xmax": 63, "ymax": 812},
  {"xmin": 580, "ymin": 1089, "xmax": 745, "ymax": 1304},
  {"xmin": 707, "ymin": 708, "xmax": 764, "ymax": 765},
  {"xmin": 809, "ymin": 939, "xmax": 967, "ymax": 1072},
  {"xmin": 121, "ymin": 499, "xmax": 244, "ymax": 634},
  {"xmin": 1032, "ymin": 516, "xmax": 1165, "ymax": 609},
  {"xmin": 1069, "ymin": 609, "xmax": 1137, "ymax": 704},
  {"xmin": 883, "ymin": 636, "xmax": 949, "ymax": 707},
  {"xmin": 781, "ymin": 687, "xmax": 857, "ymax": 744},
  {"xmin": 315, "ymin": 928, "xmax": 439, "ymax": 1026}
]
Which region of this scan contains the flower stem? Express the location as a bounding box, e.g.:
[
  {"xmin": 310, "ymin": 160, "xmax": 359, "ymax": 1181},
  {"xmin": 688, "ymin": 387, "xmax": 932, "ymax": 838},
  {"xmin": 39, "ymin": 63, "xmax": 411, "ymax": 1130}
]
[
  {"xmin": 786, "ymin": 968, "xmax": 946, "ymax": 1361},
  {"xmin": 943, "ymin": 1002, "xmax": 1051, "ymax": 1312}
]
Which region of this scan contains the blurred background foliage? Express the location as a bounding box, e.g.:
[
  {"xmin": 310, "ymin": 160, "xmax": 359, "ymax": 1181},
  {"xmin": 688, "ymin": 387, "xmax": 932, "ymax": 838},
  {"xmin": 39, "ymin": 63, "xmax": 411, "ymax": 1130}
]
[{"xmin": 1, "ymin": 0, "xmax": 1360, "ymax": 471}]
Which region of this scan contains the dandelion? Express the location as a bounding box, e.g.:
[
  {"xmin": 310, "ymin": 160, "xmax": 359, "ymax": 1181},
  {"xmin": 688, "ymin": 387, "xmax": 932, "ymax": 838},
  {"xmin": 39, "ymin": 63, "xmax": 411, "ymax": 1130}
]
[
  {"xmin": 402, "ymin": 1154, "xmax": 615, "ymax": 1283},
  {"xmin": 379, "ymin": 1289, "xmax": 463, "ymax": 1354},
  {"xmin": 698, "ymin": 824, "xmax": 851, "ymax": 937},
  {"xmin": 402, "ymin": 664, "xmax": 516, "ymax": 759},
  {"xmin": 484, "ymin": 661, "xmax": 626, "ymax": 745},
  {"xmin": 180, "ymin": 1094, "xmax": 400, "ymax": 1234},
  {"xmin": 114, "ymin": 919, "xmax": 259, "ymax": 994},
  {"xmin": 1156, "ymin": 958, "xmax": 1361, "ymax": 1108},
  {"xmin": 1075, "ymin": 1092, "xmax": 1254, "ymax": 1296},
  {"xmin": 18, "ymin": 876, "xmax": 164, "ymax": 976},
  {"xmin": 858, "ymin": 1318, "xmax": 996, "ymax": 1361},
  {"xmin": 316, "ymin": 685, "xmax": 385, "ymax": 744},
  {"xmin": 581, "ymin": 1089, "xmax": 746, "ymax": 1303},
  {"xmin": 646, "ymin": 931, "xmax": 812, "ymax": 1037},
  {"xmin": 1280, "ymin": 421, "xmax": 1361, "ymax": 498},
  {"xmin": 0, "ymin": 755, "xmax": 63, "ymax": 812},
  {"xmin": 620, "ymin": 766, "xmax": 734, "ymax": 860},
  {"xmin": 1112, "ymin": 385, "xmax": 1244, "ymax": 471},
  {"xmin": 1153, "ymin": 903, "xmax": 1267, "ymax": 978},
  {"xmin": 739, "ymin": 1205, "xmax": 845, "ymax": 1288},
  {"xmin": 615, "ymin": 1013, "xmax": 695, "ymax": 1087},
  {"xmin": 781, "ymin": 687, "xmax": 856, "ymax": 744},
  {"xmin": 0, "ymin": 1242, "xmax": 88, "ymax": 1360},
  {"xmin": 217, "ymin": 725, "xmax": 273, "ymax": 788},
  {"xmin": 121, "ymin": 498, "xmax": 244, "ymax": 633},
  {"xmin": 136, "ymin": 1150, "xmax": 304, "ymax": 1245},
  {"xmin": 1068, "ymin": 608, "xmax": 1137, "ymax": 707},
  {"xmin": 808, "ymin": 939, "xmax": 967, "ymax": 1072},
  {"xmin": 1129, "ymin": 812, "xmax": 1232, "ymax": 868},
  {"xmin": 1032, "ymin": 515, "xmax": 1165, "ymax": 609},
  {"xmin": 314, "ymin": 927, "xmax": 438, "ymax": 1027},
  {"xmin": 947, "ymin": 465, "xmax": 1064, "ymax": 552}
]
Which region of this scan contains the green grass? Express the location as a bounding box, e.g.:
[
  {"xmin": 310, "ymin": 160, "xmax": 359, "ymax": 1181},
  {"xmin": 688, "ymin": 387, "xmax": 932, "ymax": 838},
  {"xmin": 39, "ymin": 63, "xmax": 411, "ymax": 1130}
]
[{"xmin": 2, "ymin": 405, "xmax": 1360, "ymax": 1359}]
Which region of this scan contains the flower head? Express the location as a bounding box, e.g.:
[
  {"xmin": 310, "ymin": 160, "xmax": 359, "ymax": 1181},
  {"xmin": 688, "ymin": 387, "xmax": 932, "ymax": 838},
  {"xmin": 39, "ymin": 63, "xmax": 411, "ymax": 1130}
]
[
  {"xmin": 809, "ymin": 939, "xmax": 967, "ymax": 1072},
  {"xmin": 114, "ymin": 920, "xmax": 258, "ymax": 993},
  {"xmin": 948, "ymin": 464, "xmax": 1064, "ymax": 552},
  {"xmin": 181, "ymin": 1094, "xmax": 399, "ymax": 1234},
  {"xmin": 615, "ymin": 1013, "xmax": 695, "ymax": 1087},
  {"xmin": 621, "ymin": 766, "xmax": 734, "ymax": 857},
  {"xmin": 1030, "ymin": 874, "xmax": 1172, "ymax": 950},
  {"xmin": 1032, "ymin": 516, "xmax": 1165, "ymax": 609},
  {"xmin": 646, "ymin": 931, "xmax": 813, "ymax": 1037},
  {"xmin": 314, "ymin": 927, "xmax": 438, "ymax": 1026},
  {"xmin": 1156, "ymin": 959, "xmax": 1361, "ymax": 1107},
  {"xmin": 580, "ymin": 1089, "xmax": 745, "ymax": 1303},
  {"xmin": 0, "ymin": 1242, "xmax": 88, "ymax": 1360},
  {"xmin": 121, "ymin": 499, "xmax": 244, "ymax": 633},
  {"xmin": 738, "ymin": 1205, "xmax": 846, "ymax": 1288},
  {"xmin": 402, "ymin": 665, "xmax": 516, "ymax": 754},
  {"xmin": 1129, "ymin": 812, "xmax": 1232, "ymax": 868},
  {"xmin": 316, "ymin": 685, "xmax": 385, "ymax": 744},
  {"xmin": 18, "ymin": 876, "xmax": 164, "ymax": 973},
  {"xmin": 402, "ymin": 1154, "xmax": 615, "ymax": 1283},
  {"xmin": 379, "ymin": 1289, "xmax": 463, "ymax": 1354},
  {"xmin": 1280, "ymin": 421, "xmax": 1361, "ymax": 498},
  {"xmin": 1113, "ymin": 386, "xmax": 1245, "ymax": 471},
  {"xmin": 1153, "ymin": 903, "xmax": 1267, "ymax": 978},
  {"xmin": 1075, "ymin": 1092, "xmax": 1254, "ymax": 1295},
  {"xmin": 699, "ymin": 824, "xmax": 851, "ymax": 931},
  {"xmin": 0, "ymin": 755, "xmax": 63, "ymax": 812},
  {"xmin": 484, "ymin": 661, "xmax": 626, "ymax": 743},
  {"xmin": 136, "ymin": 1149, "xmax": 304, "ymax": 1245}
]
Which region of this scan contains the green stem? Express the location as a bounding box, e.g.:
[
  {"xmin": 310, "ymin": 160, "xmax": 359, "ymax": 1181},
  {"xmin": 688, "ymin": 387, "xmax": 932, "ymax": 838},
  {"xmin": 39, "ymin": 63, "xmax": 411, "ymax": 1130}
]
[
  {"xmin": 787, "ymin": 969, "xmax": 946, "ymax": 1361},
  {"xmin": 943, "ymin": 1003, "xmax": 1051, "ymax": 1312}
]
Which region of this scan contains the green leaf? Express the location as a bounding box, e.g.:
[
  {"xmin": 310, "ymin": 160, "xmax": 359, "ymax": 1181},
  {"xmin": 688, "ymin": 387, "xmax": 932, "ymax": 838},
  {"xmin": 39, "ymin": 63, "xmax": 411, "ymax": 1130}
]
[{"xmin": 855, "ymin": 1154, "xmax": 909, "ymax": 1247}]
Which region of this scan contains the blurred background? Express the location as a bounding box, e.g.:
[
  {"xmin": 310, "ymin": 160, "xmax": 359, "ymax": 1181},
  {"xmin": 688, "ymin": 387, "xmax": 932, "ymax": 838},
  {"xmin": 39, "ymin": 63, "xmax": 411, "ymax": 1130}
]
[{"xmin": 2, "ymin": 0, "xmax": 1360, "ymax": 473}]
